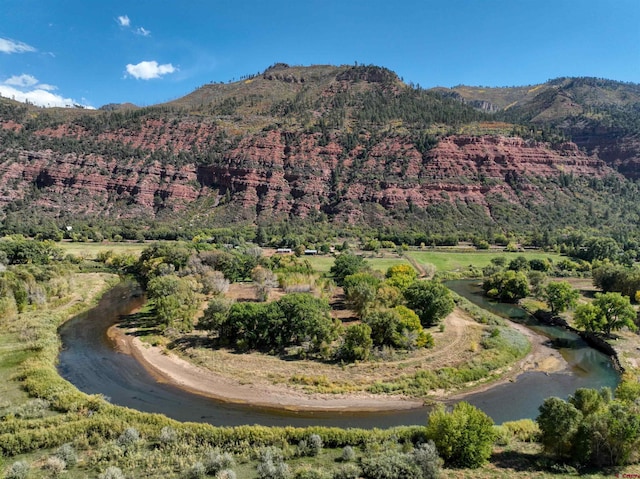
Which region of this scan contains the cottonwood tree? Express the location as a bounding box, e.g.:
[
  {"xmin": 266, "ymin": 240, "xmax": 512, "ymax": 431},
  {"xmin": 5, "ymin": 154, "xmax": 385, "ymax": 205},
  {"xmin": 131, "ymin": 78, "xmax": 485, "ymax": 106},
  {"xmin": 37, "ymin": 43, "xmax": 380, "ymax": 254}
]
[
  {"xmin": 543, "ymin": 281, "xmax": 580, "ymax": 315},
  {"xmin": 330, "ymin": 252, "xmax": 368, "ymax": 286},
  {"xmin": 343, "ymin": 272, "xmax": 380, "ymax": 316},
  {"xmin": 147, "ymin": 275, "xmax": 198, "ymax": 332},
  {"xmin": 574, "ymin": 292, "xmax": 637, "ymax": 336},
  {"xmin": 403, "ymin": 280, "xmax": 454, "ymax": 327}
]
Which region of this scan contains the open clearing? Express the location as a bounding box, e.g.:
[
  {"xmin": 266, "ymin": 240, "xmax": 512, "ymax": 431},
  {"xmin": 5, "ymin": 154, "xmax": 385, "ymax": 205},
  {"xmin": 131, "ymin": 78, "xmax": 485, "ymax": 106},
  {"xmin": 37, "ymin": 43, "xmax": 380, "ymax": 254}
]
[
  {"xmin": 299, "ymin": 253, "xmax": 411, "ymax": 274},
  {"xmin": 405, "ymin": 250, "xmax": 565, "ymax": 272},
  {"xmin": 57, "ymin": 240, "xmax": 148, "ymax": 259}
]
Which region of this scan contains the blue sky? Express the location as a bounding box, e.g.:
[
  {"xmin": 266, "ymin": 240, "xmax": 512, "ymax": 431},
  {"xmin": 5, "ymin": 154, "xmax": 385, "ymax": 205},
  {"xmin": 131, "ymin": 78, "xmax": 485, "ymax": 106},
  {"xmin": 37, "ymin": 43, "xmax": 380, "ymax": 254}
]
[{"xmin": 1, "ymin": 0, "xmax": 639, "ymax": 108}]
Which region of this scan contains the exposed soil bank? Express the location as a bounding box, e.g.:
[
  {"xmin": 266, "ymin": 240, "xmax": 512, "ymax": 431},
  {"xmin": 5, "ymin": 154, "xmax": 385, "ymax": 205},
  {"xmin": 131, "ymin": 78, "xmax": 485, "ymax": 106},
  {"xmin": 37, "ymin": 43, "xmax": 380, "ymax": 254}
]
[{"xmin": 111, "ymin": 309, "xmax": 566, "ymax": 412}]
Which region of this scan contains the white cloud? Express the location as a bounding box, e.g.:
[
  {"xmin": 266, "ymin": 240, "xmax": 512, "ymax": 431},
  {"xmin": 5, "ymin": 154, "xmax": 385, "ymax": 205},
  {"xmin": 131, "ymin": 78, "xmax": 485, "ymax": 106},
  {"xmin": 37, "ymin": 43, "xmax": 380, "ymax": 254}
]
[
  {"xmin": 4, "ymin": 74, "xmax": 38, "ymax": 87},
  {"xmin": 126, "ymin": 60, "xmax": 176, "ymax": 80},
  {"xmin": 0, "ymin": 37, "xmax": 36, "ymax": 54},
  {"xmin": 0, "ymin": 74, "xmax": 93, "ymax": 109},
  {"xmin": 117, "ymin": 15, "xmax": 130, "ymax": 27},
  {"xmin": 117, "ymin": 15, "xmax": 150, "ymax": 36}
]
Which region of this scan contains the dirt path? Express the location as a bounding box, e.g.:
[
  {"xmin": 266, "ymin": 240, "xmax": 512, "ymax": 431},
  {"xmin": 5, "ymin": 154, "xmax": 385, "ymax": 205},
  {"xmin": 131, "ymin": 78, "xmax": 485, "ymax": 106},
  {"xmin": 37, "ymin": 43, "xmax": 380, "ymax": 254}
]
[
  {"xmin": 425, "ymin": 309, "xmax": 479, "ymax": 369},
  {"xmin": 403, "ymin": 253, "xmax": 428, "ymax": 278}
]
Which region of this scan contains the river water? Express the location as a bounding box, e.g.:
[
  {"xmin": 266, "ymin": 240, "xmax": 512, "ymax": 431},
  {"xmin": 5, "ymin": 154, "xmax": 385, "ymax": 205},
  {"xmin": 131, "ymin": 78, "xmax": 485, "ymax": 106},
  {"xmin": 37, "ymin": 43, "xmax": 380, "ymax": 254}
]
[
  {"xmin": 447, "ymin": 280, "xmax": 619, "ymax": 421},
  {"xmin": 57, "ymin": 280, "xmax": 619, "ymax": 427}
]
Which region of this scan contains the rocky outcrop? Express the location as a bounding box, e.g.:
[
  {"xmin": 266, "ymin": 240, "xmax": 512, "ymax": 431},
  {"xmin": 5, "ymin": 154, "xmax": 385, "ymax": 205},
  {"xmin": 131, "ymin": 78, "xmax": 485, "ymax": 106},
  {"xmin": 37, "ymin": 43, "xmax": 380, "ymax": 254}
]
[
  {"xmin": 0, "ymin": 149, "xmax": 200, "ymax": 215},
  {"xmin": 0, "ymin": 119, "xmax": 611, "ymax": 223}
]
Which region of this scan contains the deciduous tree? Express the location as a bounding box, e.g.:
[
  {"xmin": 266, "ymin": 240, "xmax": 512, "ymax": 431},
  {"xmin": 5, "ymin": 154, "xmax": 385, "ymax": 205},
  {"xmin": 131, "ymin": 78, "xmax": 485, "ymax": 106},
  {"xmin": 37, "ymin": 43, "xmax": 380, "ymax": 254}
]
[{"xmin": 404, "ymin": 280, "xmax": 454, "ymax": 327}]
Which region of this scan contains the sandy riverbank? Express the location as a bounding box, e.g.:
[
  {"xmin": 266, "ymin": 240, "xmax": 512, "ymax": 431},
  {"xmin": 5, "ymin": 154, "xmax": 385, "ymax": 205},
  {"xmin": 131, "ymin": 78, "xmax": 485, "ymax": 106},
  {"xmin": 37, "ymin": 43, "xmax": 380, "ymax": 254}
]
[
  {"xmin": 108, "ymin": 325, "xmax": 424, "ymax": 411},
  {"xmin": 108, "ymin": 308, "xmax": 568, "ymax": 412}
]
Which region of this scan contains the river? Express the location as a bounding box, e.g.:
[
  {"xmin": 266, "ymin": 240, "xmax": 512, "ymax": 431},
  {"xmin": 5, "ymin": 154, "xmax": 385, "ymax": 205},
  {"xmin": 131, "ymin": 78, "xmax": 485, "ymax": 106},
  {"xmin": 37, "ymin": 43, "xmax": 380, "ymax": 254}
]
[
  {"xmin": 447, "ymin": 279, "xmax": 619, "ymax": 421},
  {"xmin": 57, "ymin": 280, "xmax": 619, "ymax": 426}
]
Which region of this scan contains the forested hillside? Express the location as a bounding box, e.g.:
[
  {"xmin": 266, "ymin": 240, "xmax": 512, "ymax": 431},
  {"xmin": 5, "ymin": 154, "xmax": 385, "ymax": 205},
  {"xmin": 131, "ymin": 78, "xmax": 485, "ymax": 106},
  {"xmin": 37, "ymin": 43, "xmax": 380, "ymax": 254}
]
[{"xmin": 1, "ymin": 64, "xmax": 640, "ymax": 242}]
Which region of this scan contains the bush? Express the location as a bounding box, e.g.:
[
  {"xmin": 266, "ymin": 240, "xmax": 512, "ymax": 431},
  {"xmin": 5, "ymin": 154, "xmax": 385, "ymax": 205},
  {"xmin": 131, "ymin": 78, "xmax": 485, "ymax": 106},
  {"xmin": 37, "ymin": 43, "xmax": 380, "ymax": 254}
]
[
  {"xmin": 204, "ymin": 448, "xmax": 235, "ymax": 475},
  {"xmin": 158, "ymin": 426, "xmax": 177, "ymax": 446},
  {"xmin": 8, "ymin": 398, "xmax": 50, "ymax": 419},
  {"xmin": 360, "ymin": 449, "xmax": 421, "ymax": 479},
  {"xmin": 425, "ymin": 402, "xmax": 495, "ymax": 468},
  {"xmin": 185, "ymin": 461, "xmax": 206, "ymax": 479},
  {"xmin": 339, "ymin": 323, "xmax": 373, "ymax": 362},
  {"xmin": 117, "ymin": 427, "xmax": 140, "ymax": 449},
  {"xmin": 341, "ymin": 445, "xmax": 356, "ymax": 462},
  {"xmin": 55, "ymin": 442, "xmax": 78, "ymax": 466},
  {"xmin": 403, "ymin": 281, "xmax": 454, "ymax": 327},
  {"xmin": 332, "ymin": 464, "xmax": 360, "ymax": 479},
  {"xmin": 42, "ymin": 456, "xmax": 66, "ymax": 477},
  {"xmin": 257, "ymin": 447, "xmax": 290, "ymax": 479},
  {"xmin": 293, "ymin": 466, "xmax": 331, "ymax": 479},
  {"xmin": 5, "ymin": 461, "xmax": 29, "ymax": 479},
  {"xmin": 412, "ymin": 441, "xmax": 442, "ymax": 479},
  {"xmin": 501, "ymin": 419, "xmax": 540, "ymax": 442},
  {"xmin": 98, "ymin": 466, "xmax": 125, "ymax": 479},
  {"xmin": 218, "ymin": 470, "xmax": 237, "ymax": 479},
  {"xmin": 308, "ymin": 434, "xmax": 323, "ymax": 456}
]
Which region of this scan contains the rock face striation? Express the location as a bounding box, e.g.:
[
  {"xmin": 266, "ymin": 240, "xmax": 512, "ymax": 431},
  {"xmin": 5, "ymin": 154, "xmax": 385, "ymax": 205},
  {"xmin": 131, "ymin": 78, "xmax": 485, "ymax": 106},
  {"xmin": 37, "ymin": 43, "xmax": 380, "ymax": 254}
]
[
  {"xmin": 0, "ymin": 65, "xmax": 635, "ymax": 228},
  {"xmin": 0, "ymin": 125, "xmax": 609, "ymax": 223}
]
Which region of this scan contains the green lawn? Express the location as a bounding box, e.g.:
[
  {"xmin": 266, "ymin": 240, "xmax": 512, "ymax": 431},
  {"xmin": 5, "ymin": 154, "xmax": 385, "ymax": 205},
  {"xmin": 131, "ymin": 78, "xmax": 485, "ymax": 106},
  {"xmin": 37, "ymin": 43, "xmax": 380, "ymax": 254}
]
[{"xmin": 405, "ymin": 250, "xmax": 565, "ymax": 273}]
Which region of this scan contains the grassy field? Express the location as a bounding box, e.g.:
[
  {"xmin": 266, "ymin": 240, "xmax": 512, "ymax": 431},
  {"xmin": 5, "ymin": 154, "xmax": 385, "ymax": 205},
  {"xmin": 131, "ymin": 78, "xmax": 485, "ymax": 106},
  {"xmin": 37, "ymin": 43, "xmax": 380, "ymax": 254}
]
[
  {"xmin": 57, "ymin": 241, "xmax": 148, "ymax": 260},
  {"xmin": 405, "ymin": 250, "xmax": 565, "ymax": 273},
  {"xmin": 303, "ymin": 254, "xmax": 411, "ymax": 274}
]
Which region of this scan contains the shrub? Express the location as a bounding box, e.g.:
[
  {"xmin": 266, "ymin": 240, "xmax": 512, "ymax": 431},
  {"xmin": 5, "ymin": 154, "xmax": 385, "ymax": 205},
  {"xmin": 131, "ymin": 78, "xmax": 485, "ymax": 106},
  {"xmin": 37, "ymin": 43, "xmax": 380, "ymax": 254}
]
[
  {"xmin": 42, "ymin": 456, "xmax": 66, "ymax": 477},
  {"xmin": 425, "ymin": 402, "xmax": 495, "ymax": 468},
  {"xmin": 217, "ymin": 470, "xmax": 237, "ymax": 479},
  {"xmin": 403, "ymin": 280, "xmax": 454, "ymax": 327},
  {"xmin": 332, "ymin": 464, "xmax": 360, "ymax": 479},
  {"xmin": 537, "ymin": 397, "xmax": 583, "ymax": 459},
  {"xmin": 257, "ymin": 460, "xmax": 291, "ymax": 479},
  {"xmin": 158, "ymin": 426, "xmax": 177, "ymax": 446},
  {"xmin": 55, "ymin": 442, "xmax": 78, "ymax": 466},
  {"xmin": 293, "ymin": 465, "xmax": 331, "ymax": 479},
  {"xmin": 360, "ymin": 449, "xmax": 421, "ymax": 479},
  {"xmin": 341, "ymin": 445, "xmax": 356, "ymax": 462},
  {"xmin": 339, "ymin": 323, "xmax": 372, "ymax": 361},
  {"xmin": 9, "ymin": 398, "xmax": 50, "ymax": 419},
  {"xmin": 98, "ymin": 466, "xmax": 125, "ymax": 479},
  {"xmin": 257, "ymin": 447, "xmax": 290, "ymax": 479},
  {"xmin": 203, "ymin": 448, "xmax": 235, "ymax": 475},
  {"xmin": 185, "ymin": 461, "xmax": 206, "ymax": 479},
  {"xmin": 308, "ymin": 434, "xmax": 323, "ymax": 456},
  {"xmin": 117, "ymin": 427, "xmax": 140, "ymax": 447},
  {"xmin": 500, "ymin": 419, "xmax": 540, "ymax": 442},
  {"xmin": 5, "ymin": 461, "xmax": 29, "ymax": 479},
  {"xmin": 412, "ymin": 441, "xmax": 442, "ymax": 479}
]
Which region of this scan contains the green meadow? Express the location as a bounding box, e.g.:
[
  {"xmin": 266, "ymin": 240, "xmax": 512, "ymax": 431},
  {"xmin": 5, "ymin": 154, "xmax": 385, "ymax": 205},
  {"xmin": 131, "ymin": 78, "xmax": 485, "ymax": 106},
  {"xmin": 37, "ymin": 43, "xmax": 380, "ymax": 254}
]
[{"xmin": 405, "ymin": 250, "xmax": 564, "ymax": 273}]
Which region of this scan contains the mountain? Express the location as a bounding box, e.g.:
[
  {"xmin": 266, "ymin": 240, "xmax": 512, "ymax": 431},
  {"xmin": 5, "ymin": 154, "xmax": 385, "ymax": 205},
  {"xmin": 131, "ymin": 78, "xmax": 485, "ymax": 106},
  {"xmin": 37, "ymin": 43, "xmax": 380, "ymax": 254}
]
[
  {"xmin": 1, "ymin": 64, "xmax": 639, "ymax": 239},
  {"xmin": 440, "ymin": 77, "xmax": 640, "ymax": 178}
]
